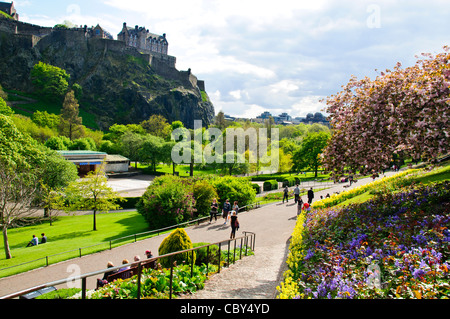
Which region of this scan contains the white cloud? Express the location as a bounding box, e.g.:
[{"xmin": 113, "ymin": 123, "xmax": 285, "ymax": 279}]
[{"xmin": 18, "ymin": 0, "xmax": 450, "ymax": 120}]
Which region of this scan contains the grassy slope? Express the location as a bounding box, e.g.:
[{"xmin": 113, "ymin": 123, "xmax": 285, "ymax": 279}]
[{"xmin": 0, "ymin": 211, "xmax": 149, "ymax": 278}]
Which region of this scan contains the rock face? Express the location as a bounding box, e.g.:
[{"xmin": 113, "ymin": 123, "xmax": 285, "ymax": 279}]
[{"xmin": 0, "ymin": 19, "xmax": 215, "ymax": 130}]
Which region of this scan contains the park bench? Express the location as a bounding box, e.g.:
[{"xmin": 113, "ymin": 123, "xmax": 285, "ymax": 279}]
[{"xmin": 96, "ymin": 259, "xmax": 157, "ymax": 289}]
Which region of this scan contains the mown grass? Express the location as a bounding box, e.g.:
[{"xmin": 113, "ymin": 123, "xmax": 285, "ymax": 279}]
[{"xmin": 0, "ymin": 211, "xmax": 149, "ymax": 278}]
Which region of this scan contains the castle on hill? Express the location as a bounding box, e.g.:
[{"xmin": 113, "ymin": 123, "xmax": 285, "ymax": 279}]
[{"xmin": 0, "ymin": 2, "xmax": 206, "ymax": 90}]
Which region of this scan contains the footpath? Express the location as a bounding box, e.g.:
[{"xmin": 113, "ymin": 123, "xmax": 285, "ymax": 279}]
[{"xmin": 0, "ymin": 171, "xmax": 400, "ymax": 299}]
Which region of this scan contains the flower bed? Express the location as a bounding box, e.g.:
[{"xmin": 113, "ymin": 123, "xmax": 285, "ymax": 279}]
[
  {"xmin": 311, "ymin": 169, "xmax": 418, "ymax": 209},
  {"xmin": 278, "ymin": 181, "xmax": 450, "ymax": 299}
]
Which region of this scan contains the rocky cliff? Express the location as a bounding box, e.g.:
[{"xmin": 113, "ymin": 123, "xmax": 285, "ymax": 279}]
[{"xmin": 0, "ymin": 21, "xmax": 215, "ymax": 130}]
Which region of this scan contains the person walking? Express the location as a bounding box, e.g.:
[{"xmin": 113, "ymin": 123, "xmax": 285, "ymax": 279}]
[
  {"xmin": 210, "ymin": 198, "xmax": 219, "ymax": 223},
  {"xmin": 297, "ymin": 197, "xmax": 303, "ymax": 216},
  {"xmin": 222, "ymin": 199, "xmax": 231, "ymax": 224},
  {"xmin": 307, "ymin": 187, "xmax": 314, "ymax": 204},
  {"xmin": 232, "ymin": 201, "xmax": 239, "ymax": 214},
  {"xmin": 230, "ymin": 211, "xmax": 239, "ymax": 239},
  {"xmin": 283, "ymin": 186, "xmax": 289, "ymax": 203},
  {"xmin": 293, "ymin": 184, "xmax": 300, "ymax": 203}
]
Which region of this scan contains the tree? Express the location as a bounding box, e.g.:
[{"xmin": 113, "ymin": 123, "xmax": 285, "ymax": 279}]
[
  {"xmin": 139, "ymin": 134, "xmax": 166, "ymax": 172},
  {"xmin": 59, "ymin": 90, "xmax": 82, "ymax": 140},
  {"xmin": 292, "ymin": 131, "xmax": 330, "ymax": 177},
  {"xmin": 31, "ymin": 61, "xmax": 70, "ymax": 102},
  {"xmin": 32, "ymin": 110, "xmax": 60, "ymax": 130},
  {"xmin": 0, "ymin": 97, "xmax": 13, "ymax": 116},
  {"xmin": 0, "ymin": 115, "xmax": 47, "ymax": 259},
  {"xmin": 322, "ymin": 47, "xmax": 450, "ymax": 176},
  {"xmin": 64, "ymin": 166, "xmax": 122, "ymax": 231},
  {"xmin": 215, "ymin": 111, "xmax": 226, "ymax": 130},
  {"xmin": 140, "ymin": 114, "xmax": 171, "ymax": 139},
  {"xmin": 120, "ymin": 131, "xmax": 146, "ymax": 168}
]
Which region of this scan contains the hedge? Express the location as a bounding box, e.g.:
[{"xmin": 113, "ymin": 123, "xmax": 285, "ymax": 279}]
[
  {"xmin": 251, "ymin": 183, "xmax": 261, "ymax": 194},
  {"xmin": 263, "ymin": 179, "xmax": 279, "ymax": 191},
  {"xmin": 282, "ymin": 176, "xmax": 296, "ymax": 187}
]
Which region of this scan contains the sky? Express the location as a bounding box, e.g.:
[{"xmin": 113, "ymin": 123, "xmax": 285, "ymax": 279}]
[{"xmin": 10, "ymin": 0, "xmax": 450, "ymax": 119}]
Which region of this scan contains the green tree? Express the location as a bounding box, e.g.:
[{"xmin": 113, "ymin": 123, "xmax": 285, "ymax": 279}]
[
  {"xmin": 139, "ymin": 134, "xmax": 166, "ymax": 172},
  {"xmin": 44, "ymin": 135, "xmax": 71, "ymax": 150},
  {"xmin": 59, "ymin": 90, "xmax": 82, "ymax": 140},
  {"xmin": 64, "ymin": 166, "xmax": 122, "ymax": 231},
  {"xmin": 0, "ymin": 115, "xmax": 48, "ymax": 259},
  {"xmin": 137, "ymin": 175, "xmax": 196, "ymax": 230},
  {"xmin": 31, "ymin": 61, "xmax": 70, "ymax": 102},
  {"xmin": 120, "ymin": 131, "xmax": 146, "ymax": 168},
  {"xmin": 140, "ymin": 114, "xmax": 171, "ymax": 139},
  {"xmin": 292, "ymin": 131, "xmax": 330, "ymax": 177},
  {"xmin": 0, "ymin": 97, "xmax": 13, "ymax": 116},
  {"xmin": 32, "ymin": 110, "xmax": 60, "ymax": 130}
]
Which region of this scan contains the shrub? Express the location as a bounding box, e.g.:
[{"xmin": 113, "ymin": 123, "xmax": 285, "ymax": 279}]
[
  {"xmin": 211, "ymin": 176, "xmax": 256, "ymax": 208},
  {"xmin": 158, "ymin": 228, "xmax": 195, "ymax": 268},
  {"xmin": 282, "ymin": 176, "xmax": 296, "ymax": 187},
  {"xmin": 137, "ymin": 175, "xmax": 196, "ymax": 229},
  {"xmin": 193, "ymin": 242, "xmax": 220, "ymax": 266},
  {"xmin": 193, "ymin": 180, "xmax": 218, "ymax": 217},
  {"xmin": 251, "ymin": 183, "xmax": 261, "ymax": 194},
  {"xmin": 263, "ymin": 179, "xmax": 278, "ymax": 191}
]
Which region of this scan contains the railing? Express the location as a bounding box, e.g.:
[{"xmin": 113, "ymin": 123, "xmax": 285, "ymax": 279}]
[{"xmin": 0, "ymin": 231, "xmax": 256, "ymax": 300}]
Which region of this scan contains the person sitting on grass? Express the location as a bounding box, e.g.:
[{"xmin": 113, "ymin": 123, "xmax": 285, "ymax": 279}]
[{"xmin": 26, "ymin": 235, "xmax": 38, "ymax": 247}]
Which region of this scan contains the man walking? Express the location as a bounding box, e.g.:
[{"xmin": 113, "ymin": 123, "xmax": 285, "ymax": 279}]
[
  {"xmin": 293, "ymin": 184, "xmax": 300, "ymax": 203},
  {"xmin": 307, "ymin": 187, "xmax": 314, "ymax": 204},
  {"xmin": 283, "ymin": 186, "xmax": 289, "ymax": 203}
]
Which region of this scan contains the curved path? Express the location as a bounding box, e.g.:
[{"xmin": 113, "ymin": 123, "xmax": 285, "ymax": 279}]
[{"xmin": 0, "ymin": 171, "xmax": 400, "ymax": 298}]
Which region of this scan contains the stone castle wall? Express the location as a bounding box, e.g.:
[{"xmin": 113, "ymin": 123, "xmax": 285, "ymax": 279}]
[{"xmin": 0, "ymin": 16, "xmax": 205, "ymax": 92}]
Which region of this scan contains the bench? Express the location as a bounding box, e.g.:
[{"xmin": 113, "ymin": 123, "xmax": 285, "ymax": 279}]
[{"xmin": 96, "ymin": 259, "xmax": 157, "ymax": 289}]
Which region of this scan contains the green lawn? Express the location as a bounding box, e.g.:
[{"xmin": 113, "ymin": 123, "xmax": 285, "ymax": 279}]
[{"xmin": 0, "ymin": 211, "xmax": 149, "ymax": 278}]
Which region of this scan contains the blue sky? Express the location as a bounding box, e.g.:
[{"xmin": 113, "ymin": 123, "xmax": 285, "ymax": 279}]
[{"xmin": 11, "ymin": 0, "xmax": 450, "ymax": 119}]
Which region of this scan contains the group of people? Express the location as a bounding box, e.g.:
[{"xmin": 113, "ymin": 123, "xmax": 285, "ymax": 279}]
[
  {"xmin": 98, "ymin": 250, "xmax": 155, "ymax": 288},
  {"xmin": 26, "ymin": 233, "xmax": 47, "ymax": 247},
  {"xmin": 209, "ymin": 198, "xmax": 240, "ymax": 239},
  {"xmin": 283, "ymin": 185, "xmax": 315, "ymax": 205}
]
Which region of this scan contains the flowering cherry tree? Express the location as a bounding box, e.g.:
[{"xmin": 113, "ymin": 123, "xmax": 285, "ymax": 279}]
[{"xmin": 323, "ymin": 46, "xmax": 450, "ymax": 176}]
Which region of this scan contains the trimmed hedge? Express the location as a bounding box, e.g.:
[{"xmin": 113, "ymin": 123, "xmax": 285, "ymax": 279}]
[
  {"xmin": 263, "ymin": 179, "xmax": 279, "ymax": 191},
  {"xmin": 251, "ymin": 183, "xmax": 261, "ymax": 194},
  {"xmin": 282, "ymin": 176, "xmax": 296, "ymax": 187}
]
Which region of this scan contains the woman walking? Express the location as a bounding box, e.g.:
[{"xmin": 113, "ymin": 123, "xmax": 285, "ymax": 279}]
[{"xmin": 230, "ymin": 211, "xmax": 239, "ymax": 239}]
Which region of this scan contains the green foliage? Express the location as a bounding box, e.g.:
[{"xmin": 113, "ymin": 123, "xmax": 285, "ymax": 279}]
[
  {"xmin": 193, "ymin": 242, "xmax": 220, "ymax": 266},
  {"xmin": 282, "ymin": 176, "xmax": 296, "ymax": 187},
  {"xmin": 192, "ymin": 180, "xmax": 218, "ymax": 217},
  {"xmin": 158, "ymin": 228, "xmax": 195, "ymax": 268},
  {"xmin": 64, "ymin": 167, "xmax": 122, "ymax": 230},
  {"xmin": 137, "ymin": 175, "xmax": 196, "ymax": 230},
  {"xmin": 10, "ymin": 115, "xmax": 56, "ymax": 143},
  {"xmin": 0, "ymin": 97, "xmax": 13, "ymax": 116},
  {"xmin": 84, "ymin": 264, "xmax": 214, "ymax": 299},
  {"xmin": 32, "ymin": 110, "xmax": 60, "ymax": 130},
  {"xmin": 292, "ymin": 131, "xmax": 330, "ymax": 177},
  {"xmin": 31, "ymin": 62, "xmax": 70, "ymax": 102},
  {"xmin": 263, "ymin": 179, "xmax": 279, "ymax": 191},
  {"xmin": 44, "ymin": 135, "xmax": 71, "ymax": 150},
  {"xmin": 59, "ymin": 90, "xmax": 82, "ymax": 140},
  {"xmin": 68, "ymin": 137, "xmax": 97, "ymax": 151},
  {"xmin": 211, "ymin": 176, "xmax": 256, "ymax": 208},
  {"xmin": 36, "ymin": 288, "xmax": 81, "ymax": 299}
]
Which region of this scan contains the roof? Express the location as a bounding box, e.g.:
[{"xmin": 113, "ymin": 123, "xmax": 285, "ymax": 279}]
[{"xmin": 105, "ymin": 154, "xmax": 130, "ymax": 162}]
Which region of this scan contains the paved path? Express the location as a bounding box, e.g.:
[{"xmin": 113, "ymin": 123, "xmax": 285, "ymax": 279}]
[{"xmin": 0, "ymin": 171, "xmax": 400, "ymax": 298}]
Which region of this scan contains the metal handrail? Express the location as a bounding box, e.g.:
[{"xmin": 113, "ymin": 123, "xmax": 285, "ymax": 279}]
[{"xmin": 0, "ymin": 231, "xmax": 256, "ymax": 300}]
